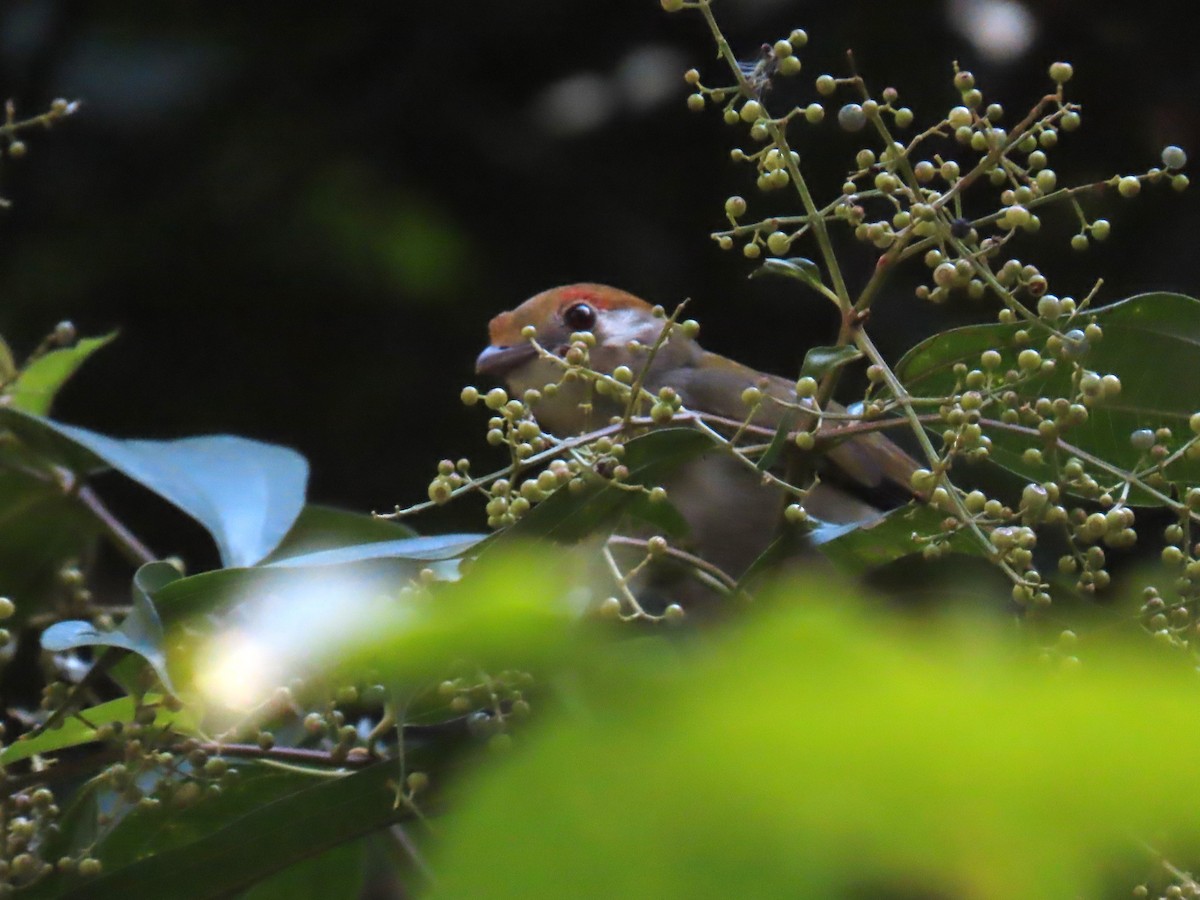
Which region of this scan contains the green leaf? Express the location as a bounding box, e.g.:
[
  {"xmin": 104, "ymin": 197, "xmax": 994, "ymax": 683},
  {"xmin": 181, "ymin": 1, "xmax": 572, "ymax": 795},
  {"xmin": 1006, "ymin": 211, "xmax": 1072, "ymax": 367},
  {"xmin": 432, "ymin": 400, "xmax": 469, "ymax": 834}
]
[
  {"xmin": 750, "ymin": 256, "xmax": 825, "ymax": 292},
  {"xmin": 261, "ymin": 504, "xmax": 417, "ymax": 563},
  {"xmin": 0, "ymin": 694, "xmax": 198, "ymax": 766},
  {"xmin": 3, "ymin": 332, "xmax": 117, "ymax": 415},
  {"xmin": 800, "ymin": 344, "xmax": 864, "ymax": 380},
  {"xmin": 897, "ymin": 292, "xmax": 1200, "ymax": 504},
  {"xmin": 482, "ymin": 428, "xmax": 715, "ymax": 547},
  {"xmin": 30, "ymin": 763, "xmax": 402, "ymax": 900},
  {"xmin": 41, "ymin": 566, "xmax": 175, "ymax": 692},
  {"xmin": 0, "ymin": 409, "xmax": 309, "ymax": 566},
  {"xmin": 815, "ymin": 500, "xmax": 984, "ymax": 570},
  {"xmin": 755, "ymin": 409, "xmax": 798, "ymax": 474}
]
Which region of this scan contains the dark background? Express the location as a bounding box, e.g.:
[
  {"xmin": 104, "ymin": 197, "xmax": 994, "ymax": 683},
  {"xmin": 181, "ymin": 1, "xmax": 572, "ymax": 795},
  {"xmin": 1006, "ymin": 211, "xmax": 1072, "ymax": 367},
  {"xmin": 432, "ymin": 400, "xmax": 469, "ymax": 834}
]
[{"xmin": 2, "ymin": 0, "xmax": 1198, "ymax": 561}]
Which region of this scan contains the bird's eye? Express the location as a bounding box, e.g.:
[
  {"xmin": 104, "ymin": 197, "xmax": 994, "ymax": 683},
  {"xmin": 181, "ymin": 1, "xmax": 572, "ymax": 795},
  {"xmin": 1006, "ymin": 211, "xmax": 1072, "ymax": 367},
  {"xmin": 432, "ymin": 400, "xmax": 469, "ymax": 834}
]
[{"xmin": 562, "ymin": 302, "xmax": 596, "ymax": 332}]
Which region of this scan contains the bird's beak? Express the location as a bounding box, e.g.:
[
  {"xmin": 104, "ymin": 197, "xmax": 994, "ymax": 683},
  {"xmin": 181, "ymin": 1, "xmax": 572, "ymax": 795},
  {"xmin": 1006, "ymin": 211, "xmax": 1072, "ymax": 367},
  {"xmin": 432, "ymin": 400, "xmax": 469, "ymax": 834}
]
[{"xmin": 475, "ymin": 342, "xmax": 538, "ymax": 378}]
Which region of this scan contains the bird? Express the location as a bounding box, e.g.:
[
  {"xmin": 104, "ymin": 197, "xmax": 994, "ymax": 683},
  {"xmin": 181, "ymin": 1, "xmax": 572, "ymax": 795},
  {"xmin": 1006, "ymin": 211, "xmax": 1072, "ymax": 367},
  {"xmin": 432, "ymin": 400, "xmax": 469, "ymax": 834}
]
[{"xmin": 475, "ymin": 283, "xmax": 920, "ymax": 581}]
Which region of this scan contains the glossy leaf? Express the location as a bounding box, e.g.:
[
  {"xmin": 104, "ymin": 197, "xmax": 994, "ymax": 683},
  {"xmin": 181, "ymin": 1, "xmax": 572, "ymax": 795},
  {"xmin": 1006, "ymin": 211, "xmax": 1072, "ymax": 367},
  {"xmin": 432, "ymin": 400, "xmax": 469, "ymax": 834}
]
[
  {"xmin": 750, "ymin": 256, "xmax": 825, "ymax": 292},
  {"xmin": 0, "ymin": 695, "xmax": 198, "ymax": 766},
  {"xmin": 241, "ymin": 841, "xmax": 367, "ymax": 900},
  {"xmin": 147, "ymin": 532, "xmax": 481, "ymax": 630},
  {"xmin": 0, "ymin": 409, "xmax": 309, "ymax": 566},
  {"xmin": 30, "ymin": 763, "xmax": 401, "ymax": 900},
  {"xmin": 800, "ymin": 344, "xmax": 864, "ymax": 380},
  {"xmin": 41, "ymin": 567, "xmax": 175, "ymax": 692},
  {"xmin": 3, "ymin": 332, "xmax": 117, "ymax": 415},
  {"xmin": 816, "ymin": 500, "xmax": 984, "ymax": 570},
  {"xmin": 261, "ymin": 503, "xmax": 417, "ymax": 563},
  {"xmin": 897, "ymin": 292, "xmax": 1200, "ymax": 504}
]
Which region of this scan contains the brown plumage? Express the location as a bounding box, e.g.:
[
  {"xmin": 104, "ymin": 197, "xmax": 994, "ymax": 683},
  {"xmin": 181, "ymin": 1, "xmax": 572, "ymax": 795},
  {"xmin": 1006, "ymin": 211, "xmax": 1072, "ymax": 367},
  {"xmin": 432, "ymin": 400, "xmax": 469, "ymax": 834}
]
[{"xmin": 476, "ymin": 283, "xmax": 920, "ymax": 576}]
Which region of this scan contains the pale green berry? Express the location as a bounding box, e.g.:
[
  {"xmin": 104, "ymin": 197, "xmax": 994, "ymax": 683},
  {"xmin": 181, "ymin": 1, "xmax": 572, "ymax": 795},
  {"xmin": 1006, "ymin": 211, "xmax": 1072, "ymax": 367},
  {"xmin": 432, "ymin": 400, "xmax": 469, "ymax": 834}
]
[
  {"xmin": 1130, "ymin": 429, "xmax": 1155, "ymax": 451},
  {"xmin": 1070, "ymin": 234, "xmax": 1088, "ymax": 252},
  {"xmin": 740, "ymin": 100, "xmax": 764, "ymax": 123},
  {"xmin": 767, "ymin": 231, "xmax": 791, "ymax": 255},
  {"xmin": 1061, "ymin": 111, "xmax": 1081, "ymax": 131},
  {"xmin": 687, "ymin": 93, "xmax": 705, "ymax": 112},
  {"xmin": 795, "ymin": 376, "xmax": 817, "ymax": 398},
  {"xmin": 804, "ymin": 102, "xmax": 824, "ymax": 124},
  {"xmin": 1091, "ymin": 219, "xmax": 1111, "ymax": 240},
  {"xmin": 789, "ymin": 29, "xmax": 809, "ymax": 47},
  {"xmin": 743, "ymin": 243, "xmax": 761, "ymax": 259},
  {"xmin": 794, "ymin": 431, "xmax": 815, "ymax": 450},
  {"xmin": 725, "ymin": 195, "xmax": 747, "ymax": 217},
  {"xmin": 1162, "ymin": 145, "xmax": 1188, "ymax": 169},
  {"xmin": 947, "ymin": 106, "xmax": 972, "ymax": 128},
  {"xmin": 1048, "ymin": 61, "xmax": 1073, "ymax": 83},
  {"xmin": 785, "ymin": 503, "xmax": 809, "ymax": 523},
  {"xmin": 837, "ymin": 103, "xmax": 865, "ymax": 131},
  {"xmin": 1117, "ymin": 175, "xmax": 1141, "ymax": 198},
  {"xmin": 815, "ymin": 74, "xmax": 836, "ymax": 95}
]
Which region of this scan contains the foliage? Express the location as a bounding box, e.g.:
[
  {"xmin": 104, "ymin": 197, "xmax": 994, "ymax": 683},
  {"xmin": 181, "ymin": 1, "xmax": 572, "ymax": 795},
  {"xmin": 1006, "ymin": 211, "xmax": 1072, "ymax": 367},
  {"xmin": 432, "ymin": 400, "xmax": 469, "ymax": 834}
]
[{"xmin": 2, "ymin": 3, "xmax": 1199, "ymax": 898}]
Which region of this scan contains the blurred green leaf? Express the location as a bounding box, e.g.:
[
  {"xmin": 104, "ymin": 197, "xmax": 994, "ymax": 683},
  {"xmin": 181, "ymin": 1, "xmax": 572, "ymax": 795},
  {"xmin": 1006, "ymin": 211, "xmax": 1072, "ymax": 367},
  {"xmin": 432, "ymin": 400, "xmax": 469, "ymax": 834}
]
[
  {"xmin": 30, "ymin": 763, "xmax": 400, "ymax": 900},
  {"xmin": 3, "ymin": 332, "xmax": 117, "ymax": 415},
  {"xmin": 430, "ymin": 590, "xmax": 1200, "ymax": 898},
  {"xmin": 322, "ymin": 549, "xmax": 583, "ymax": 688},
  {"xmin": 241, "ymin": 841, "xmax": 367, "ymax": 900},
  {"xmin": 0, "ymin": 409, "xmax": 309, "ymax": 566},
  {"xmin": 897, "ymin": 292, "xmax": 1200, "ymax": 503},
  {"xmin": 750, "ymin": 256, "xmax": 825, "ymax": 292}
]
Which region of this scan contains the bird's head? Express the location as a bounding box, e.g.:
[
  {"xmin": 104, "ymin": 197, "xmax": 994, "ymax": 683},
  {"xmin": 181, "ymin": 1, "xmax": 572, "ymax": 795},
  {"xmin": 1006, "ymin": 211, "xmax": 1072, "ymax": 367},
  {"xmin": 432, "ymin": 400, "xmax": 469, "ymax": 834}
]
[{"xmin": 475, "ymin": 283, "xmax": 697, "ymax": 433}]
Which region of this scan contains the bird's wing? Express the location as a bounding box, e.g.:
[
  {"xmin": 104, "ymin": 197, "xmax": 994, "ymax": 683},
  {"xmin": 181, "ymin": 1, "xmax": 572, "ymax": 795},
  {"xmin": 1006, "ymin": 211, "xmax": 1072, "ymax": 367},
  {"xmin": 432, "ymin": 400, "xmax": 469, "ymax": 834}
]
[{"xmin": 666, "ymin": 351, "xmax": 919, "ymax": 498}]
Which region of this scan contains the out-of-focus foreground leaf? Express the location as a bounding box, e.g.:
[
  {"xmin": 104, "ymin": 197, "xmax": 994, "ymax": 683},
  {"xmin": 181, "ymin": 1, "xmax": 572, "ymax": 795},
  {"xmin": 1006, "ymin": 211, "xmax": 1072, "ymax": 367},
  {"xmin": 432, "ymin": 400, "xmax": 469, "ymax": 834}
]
[
  {"xmin": 897, "ymin": 292, "xmax": 1200, "ymax": 503},
  {"xmin": 427, "ymin": 585, "xmax": 1200, "ymax": 899}
]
